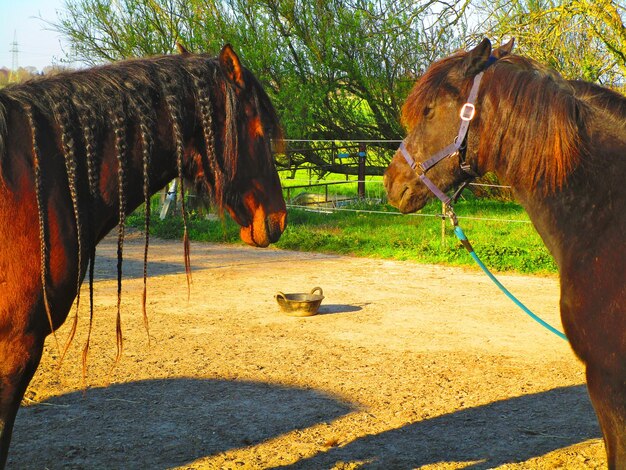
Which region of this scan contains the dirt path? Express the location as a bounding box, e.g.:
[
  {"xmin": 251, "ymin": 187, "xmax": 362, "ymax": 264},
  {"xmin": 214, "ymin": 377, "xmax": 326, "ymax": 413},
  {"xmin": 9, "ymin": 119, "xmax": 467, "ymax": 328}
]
[{"xmin": 8, "ymin": 232, "xmax": 606, "ymax": 469}]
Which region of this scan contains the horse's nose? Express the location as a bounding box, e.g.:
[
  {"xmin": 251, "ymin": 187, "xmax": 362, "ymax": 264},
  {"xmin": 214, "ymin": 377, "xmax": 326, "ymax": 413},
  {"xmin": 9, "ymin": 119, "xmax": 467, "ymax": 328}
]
[
  {"xmin": 266, "ymin": 211, "xmax": 287, "ymax": 243},
  {"xmin": 383, "ymin": 165, "xmax": 399, "ymax": 193},
  {"xmin": 383, "ymin": 169, "xmax": 404, "ymax": 202},
  {"xmin": 383, "ymin": 171, "xmax": 390, "ymax": 189}
]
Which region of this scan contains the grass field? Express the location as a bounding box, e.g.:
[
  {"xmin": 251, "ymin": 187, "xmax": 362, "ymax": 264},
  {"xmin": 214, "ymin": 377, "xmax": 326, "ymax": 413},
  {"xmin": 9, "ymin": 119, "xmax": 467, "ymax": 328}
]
[{"xmin": 128, "ymin": 185, "xmax": 556, "ymax": 275}]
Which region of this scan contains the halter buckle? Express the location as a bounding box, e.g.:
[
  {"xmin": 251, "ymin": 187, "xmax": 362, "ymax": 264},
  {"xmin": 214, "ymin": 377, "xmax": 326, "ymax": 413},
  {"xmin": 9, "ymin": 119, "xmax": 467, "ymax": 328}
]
[{"xmin": 459, "ymin": 103, "xmax": 475, "ymax": 121}]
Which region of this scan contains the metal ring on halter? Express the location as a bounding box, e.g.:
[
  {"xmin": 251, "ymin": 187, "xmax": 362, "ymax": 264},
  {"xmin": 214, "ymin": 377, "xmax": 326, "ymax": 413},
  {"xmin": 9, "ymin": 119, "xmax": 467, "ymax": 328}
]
[{"xmin": 459, "ymin": 102, "xmax": 476, "ymax": 121}]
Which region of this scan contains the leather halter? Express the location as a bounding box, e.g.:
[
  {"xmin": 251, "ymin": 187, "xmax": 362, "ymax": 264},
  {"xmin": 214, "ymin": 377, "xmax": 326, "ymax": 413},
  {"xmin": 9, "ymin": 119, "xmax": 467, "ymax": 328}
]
[{"xmin": 398, "ymin": 62, "xmax": 493, "ymax": 207}]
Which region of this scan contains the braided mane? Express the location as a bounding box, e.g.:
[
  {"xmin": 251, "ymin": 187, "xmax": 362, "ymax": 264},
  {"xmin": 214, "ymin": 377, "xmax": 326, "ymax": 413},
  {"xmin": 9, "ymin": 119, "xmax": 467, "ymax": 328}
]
[{"xmin": 0, "ymin": 51, "xmax": 280, "ymax": 369}]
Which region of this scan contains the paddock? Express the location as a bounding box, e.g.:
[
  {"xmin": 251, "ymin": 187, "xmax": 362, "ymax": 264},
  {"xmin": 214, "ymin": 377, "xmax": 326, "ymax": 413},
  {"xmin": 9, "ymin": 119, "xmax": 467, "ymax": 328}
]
[{"xmin": 8, "ymin": 231, "xmax": 604, "ymax": 469}]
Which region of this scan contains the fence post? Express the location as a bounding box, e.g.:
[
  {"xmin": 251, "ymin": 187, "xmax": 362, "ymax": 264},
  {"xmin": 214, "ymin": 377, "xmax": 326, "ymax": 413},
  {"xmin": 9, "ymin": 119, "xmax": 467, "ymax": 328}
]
[
  {"xmin": 441, "ymin": 201, "xmax": 446, "ymax": 247},
  {"xmin": 358, "ymin": 143, "xmax": 366, "ymax": 199}
]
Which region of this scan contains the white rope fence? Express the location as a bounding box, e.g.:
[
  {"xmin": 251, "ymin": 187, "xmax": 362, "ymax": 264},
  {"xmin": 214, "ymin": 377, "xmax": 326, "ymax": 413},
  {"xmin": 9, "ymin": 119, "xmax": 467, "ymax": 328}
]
[
  {"xmin": 282, "ymin": 179, "xmax": 528, "ymax": 225},
  {"xmin": 279, "ymin": 138, "xmax": 527, "ymax": 226},
  {"xmin": 282, "ymin": 138, "xmax": 403, "ymax": 143},
  {"xmin": 286, "ymin": 203, "xmax": 532, "ymax": 225}
]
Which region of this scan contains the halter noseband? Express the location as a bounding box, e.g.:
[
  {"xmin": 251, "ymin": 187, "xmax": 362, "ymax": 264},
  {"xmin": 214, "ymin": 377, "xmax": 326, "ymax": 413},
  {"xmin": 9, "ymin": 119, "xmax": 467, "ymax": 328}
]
[{"xmin": 398, "ymin": 59, "xmax": 495, "ymax": 213}]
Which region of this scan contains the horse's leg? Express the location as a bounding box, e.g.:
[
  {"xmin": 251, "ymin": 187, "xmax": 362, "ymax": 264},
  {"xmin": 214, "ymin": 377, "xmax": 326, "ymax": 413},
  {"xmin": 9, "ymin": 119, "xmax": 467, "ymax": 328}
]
[
  {"xmin": 0, "ymin": 329, "xmax": 45, "ymax": 469},
  {"xmin": 586, "ymin": 365, "xmax": 626, "ymax": 468}
]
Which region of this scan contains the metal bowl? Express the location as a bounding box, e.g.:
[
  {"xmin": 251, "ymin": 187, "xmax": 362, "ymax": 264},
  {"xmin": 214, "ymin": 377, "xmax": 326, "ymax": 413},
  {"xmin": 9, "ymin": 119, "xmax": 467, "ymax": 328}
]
[{"xmin": 275, "ymin": 287, "xmax": 324, "ymax": 317}]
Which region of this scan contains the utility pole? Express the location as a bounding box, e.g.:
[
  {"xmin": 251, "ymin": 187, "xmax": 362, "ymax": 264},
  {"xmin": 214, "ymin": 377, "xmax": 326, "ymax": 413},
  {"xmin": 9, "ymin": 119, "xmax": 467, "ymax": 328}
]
[{"xmin": 9, "ymin": 31, "xmax": 19, "ymax": 83}]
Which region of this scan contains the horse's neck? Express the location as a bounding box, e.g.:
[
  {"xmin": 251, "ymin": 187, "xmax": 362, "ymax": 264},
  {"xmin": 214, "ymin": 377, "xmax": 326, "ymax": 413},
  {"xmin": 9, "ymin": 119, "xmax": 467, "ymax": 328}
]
[
  {"xmin": 508, "ymin": 111, "xmax": 626, "ymax": 270},
  {"xmin": 93, "ymin": 111, "xmax": 183, "ymax": 243}
]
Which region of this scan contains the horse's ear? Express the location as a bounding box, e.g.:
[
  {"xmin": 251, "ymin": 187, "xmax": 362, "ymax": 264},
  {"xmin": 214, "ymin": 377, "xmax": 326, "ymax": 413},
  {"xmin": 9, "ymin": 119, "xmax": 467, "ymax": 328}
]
[
  {"xmin": 463, "ymin": 38, "xmax": 492, "ymax": 76},
  {"xmin": 219, "ymin": 44, "xmax": 245, "ymax": 90},
  {"xmin": 493, "ymin": 38, "xmax": 515, "ymax": 59},
  {"xmin": 176, "ymin": 43, "xmax": 191, "ymax": 56}
]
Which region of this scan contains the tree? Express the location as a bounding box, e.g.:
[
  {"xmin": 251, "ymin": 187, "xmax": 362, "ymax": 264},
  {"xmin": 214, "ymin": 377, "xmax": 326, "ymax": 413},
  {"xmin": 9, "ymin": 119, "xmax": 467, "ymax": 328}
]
[
  {"xmin": 55, "ymin": 0, "xmax": 471, "ymax": 174},
  {"xmin": 480, "ymin": 0, "xmax": 626, "ymax": 88}
]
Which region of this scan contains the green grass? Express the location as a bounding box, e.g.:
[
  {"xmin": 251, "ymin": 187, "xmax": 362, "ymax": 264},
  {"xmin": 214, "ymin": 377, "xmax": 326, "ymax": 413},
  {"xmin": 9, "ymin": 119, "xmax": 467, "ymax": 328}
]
[
  {"xmin": 281, "ymin": 172, "xmax": 384, "ymax": 199},
  {"xmin": 127, "ymin": 196, "xmax": 557, "ymax": 275}
]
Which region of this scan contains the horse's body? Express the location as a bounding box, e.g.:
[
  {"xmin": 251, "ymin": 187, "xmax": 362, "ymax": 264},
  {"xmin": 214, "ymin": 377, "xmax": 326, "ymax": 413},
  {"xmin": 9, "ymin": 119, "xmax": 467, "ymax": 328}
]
[
  {"xmin": 384, "ymin": 39, "xmax": 626, "ymax": 467},
  {"xmin": 0, "ymin": 45, "xmax": 286, "ymax": 467}
]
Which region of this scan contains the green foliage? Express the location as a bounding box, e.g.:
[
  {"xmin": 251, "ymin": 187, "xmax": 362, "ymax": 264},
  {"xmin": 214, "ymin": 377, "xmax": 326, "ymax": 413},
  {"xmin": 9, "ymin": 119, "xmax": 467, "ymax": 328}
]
[
  {"xmin": 52, "ymin": 0, "xmax": 626, "ymax": 145},
  {"xmin": 127, "ymin": 210, "xmax": 242, "ymax": 243},
  {"xmin": 55, "ymin": 0, "xmax": 469, "ymax": 144},
  {"xmin": 479, "ymin": 0, "xmax": 626, "ymax": 87}
]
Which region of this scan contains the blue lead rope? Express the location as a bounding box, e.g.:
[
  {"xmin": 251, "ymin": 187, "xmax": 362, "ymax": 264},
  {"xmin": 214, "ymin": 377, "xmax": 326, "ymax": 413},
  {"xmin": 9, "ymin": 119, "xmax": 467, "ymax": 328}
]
[{"xmin": 453, "ymin": 226, "xmax": 569, "ymax": 342}]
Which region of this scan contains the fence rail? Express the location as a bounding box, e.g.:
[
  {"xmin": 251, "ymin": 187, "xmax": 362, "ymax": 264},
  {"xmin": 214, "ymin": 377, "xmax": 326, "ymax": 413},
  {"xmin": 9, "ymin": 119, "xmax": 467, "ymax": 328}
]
[
  {"xmin": 161, "ymin": 137, "xmax": 520, "ymax": 237},
  {"xmin": 280, "ymin": 175, "xmax": 524, "ymax": 246},
  {"xmin": 282, "ymin": 177, "xmax": 512, "ymax": 207}
]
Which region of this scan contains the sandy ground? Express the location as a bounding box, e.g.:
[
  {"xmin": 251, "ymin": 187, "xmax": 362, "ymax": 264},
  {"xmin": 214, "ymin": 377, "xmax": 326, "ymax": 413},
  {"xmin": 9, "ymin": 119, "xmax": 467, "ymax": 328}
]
[{"xmin": 7, "ymin": 231, "xmax": 607, "ymax": 469}]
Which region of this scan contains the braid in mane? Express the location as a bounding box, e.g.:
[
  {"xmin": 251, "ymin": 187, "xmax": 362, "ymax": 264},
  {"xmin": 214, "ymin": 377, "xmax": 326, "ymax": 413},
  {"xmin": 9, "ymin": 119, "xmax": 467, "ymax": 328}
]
[
  {"xmin": 75, "ymin": 99, "xmax": 100, "ymax": 377},
  {"xmin": 131, "ymin": 91, "xmax": 154, "ymax": 338},
  {"xmin": 188, "ymin": 61, "xmax": 225, "ymax": 208},
  {"xmin": 223, "ymin": 83, "xmax": 240, "ymax": 182},
  {"xmin": 158, "ymin": 66, "xmax": 192, "ymax": 292},
  {"xmin": 51, "ymin": 91, "xmax": 84, "ymax": 362},
  {"xmin": 111, "ymin": 98, "xmax": 128, "ymax": 364},
  {"xmin": 22, "ymin": 101, "xmax": 58, "ymax": 350}
]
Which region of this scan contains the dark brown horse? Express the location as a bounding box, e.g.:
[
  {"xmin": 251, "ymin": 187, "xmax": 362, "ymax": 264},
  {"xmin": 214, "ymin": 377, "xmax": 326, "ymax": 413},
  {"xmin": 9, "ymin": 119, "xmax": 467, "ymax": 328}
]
[
  {"xmin": 0, "ymin": 44, "xmax": 286, "ymax": 467},
  {"xmin": 384, "ymin": 38, "xmax": 626, "ymax": 467}
]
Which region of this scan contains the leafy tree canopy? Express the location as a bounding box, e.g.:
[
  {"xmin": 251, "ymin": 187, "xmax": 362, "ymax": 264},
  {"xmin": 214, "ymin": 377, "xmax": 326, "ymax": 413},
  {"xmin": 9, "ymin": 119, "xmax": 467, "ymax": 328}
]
[
  {"xmin": 54, "ymin": 0, "xmax": 626, "ymax": 174},
  {"xmin": 56, "ymin": 0, "xmax": 469, "ymax": 145},
  {"xmin": 480, "ymin": 0, "xmax": 626, "ymax": 89}
]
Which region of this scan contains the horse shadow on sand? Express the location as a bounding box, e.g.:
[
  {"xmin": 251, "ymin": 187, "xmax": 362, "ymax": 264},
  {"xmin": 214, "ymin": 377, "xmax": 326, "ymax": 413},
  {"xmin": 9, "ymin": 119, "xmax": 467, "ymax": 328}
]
[
  {"xmin": 279, "ymin": 384, "xmax": 601, "ymax": 469},
  {"xmin": 91, "ymin": 249, "xmax": 336, "ymax": 281},
  {"xmin": 9, "ymin": 380, "xmax": 600, "ymax": 469},
  {"xmin": 91, "ymin": 253, "xmax": 200, "ymax": 280},
  {"xmin": 9, "ymin": 378, "xmax": 354, "ymax": 469}
]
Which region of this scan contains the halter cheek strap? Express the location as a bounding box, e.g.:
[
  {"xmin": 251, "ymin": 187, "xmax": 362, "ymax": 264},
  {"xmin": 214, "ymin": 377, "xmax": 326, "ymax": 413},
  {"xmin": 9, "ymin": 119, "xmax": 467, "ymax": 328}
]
[
  {"xmin": 400, "ymin": 142, "xmax": 452, "ymax": 205},
  {"xmin": 399, "ymin": 68, "xmax": 488, "ymax": 208}
]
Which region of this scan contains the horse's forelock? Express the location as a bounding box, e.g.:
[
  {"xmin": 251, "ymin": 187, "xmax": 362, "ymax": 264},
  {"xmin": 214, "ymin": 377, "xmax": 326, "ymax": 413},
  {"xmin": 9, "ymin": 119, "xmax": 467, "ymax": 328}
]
[
  {"xmin": 401, "ymin": 52, "xmax": 465, "ymax": 130},
  {"xmin": 221, "ymin": 67, "xmax": 282, "ymax": 190},
  {"xmin": 248, "ymin": 70, "xmax": 282, "ymax": 145}
]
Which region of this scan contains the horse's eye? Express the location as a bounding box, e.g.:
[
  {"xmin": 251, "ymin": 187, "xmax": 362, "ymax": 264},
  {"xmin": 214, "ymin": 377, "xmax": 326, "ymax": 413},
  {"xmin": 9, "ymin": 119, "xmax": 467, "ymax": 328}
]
[
  {"xmin": 245, "ymin": 105, "xmax": 257, "ymax": 119},
  {"xmin": 423, "ymin": 106, "xmax": 434, "ymax": 119}
]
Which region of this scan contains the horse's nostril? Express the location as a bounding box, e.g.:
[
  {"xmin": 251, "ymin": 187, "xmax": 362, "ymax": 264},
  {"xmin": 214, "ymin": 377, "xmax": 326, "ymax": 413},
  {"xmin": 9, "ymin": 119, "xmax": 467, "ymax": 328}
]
[{"xmin": 265, "ymin": 213, "xmax": 285, "ymax": 243}]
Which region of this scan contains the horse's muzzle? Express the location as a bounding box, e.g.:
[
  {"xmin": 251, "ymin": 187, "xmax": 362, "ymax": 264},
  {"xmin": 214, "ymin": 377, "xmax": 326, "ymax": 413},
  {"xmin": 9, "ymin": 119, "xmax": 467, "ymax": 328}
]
[{"xmin": 266, "ymin": 212, "xmax": 286, "ymax": 244}]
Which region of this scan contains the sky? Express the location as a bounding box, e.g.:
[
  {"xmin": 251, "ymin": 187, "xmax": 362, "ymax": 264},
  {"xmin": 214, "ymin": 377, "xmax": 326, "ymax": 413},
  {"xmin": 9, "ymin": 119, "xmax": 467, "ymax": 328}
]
[{"xmin": 0, "ymin": 0, "xmax": 74, "ymax": 72}]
